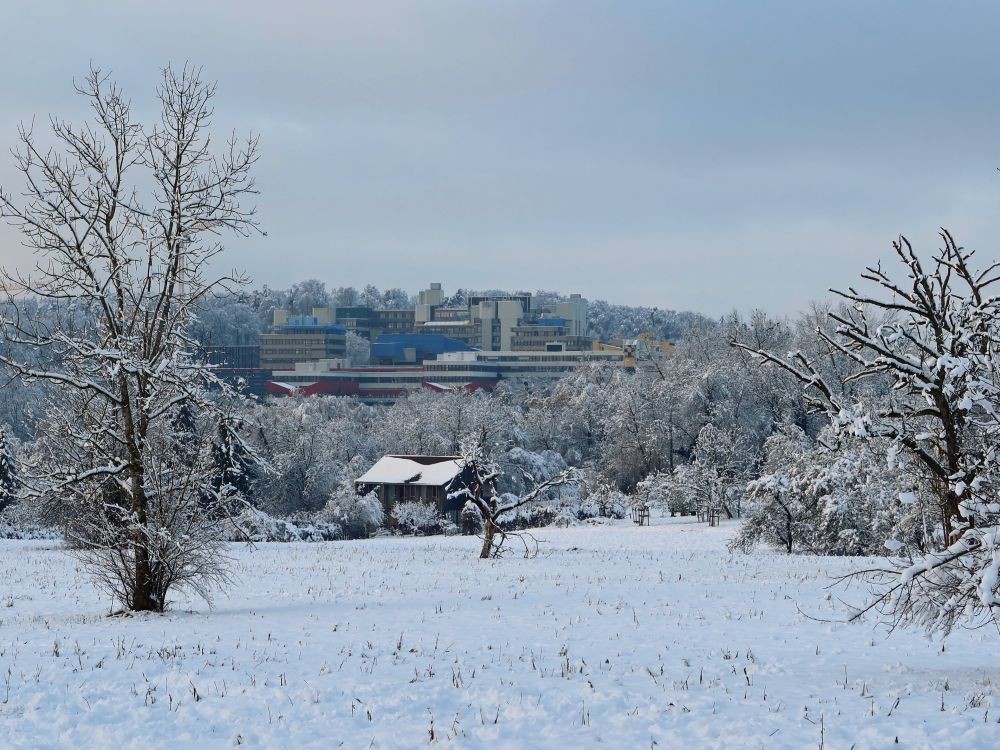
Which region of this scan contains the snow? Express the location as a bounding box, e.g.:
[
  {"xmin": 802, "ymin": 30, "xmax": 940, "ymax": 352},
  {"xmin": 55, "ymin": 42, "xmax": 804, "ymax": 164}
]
[
  {"xmin": 422, "ymin": 382, "xmax": 455, "ymax": 393},
  {"xmin": 1, "ymin": 518, "xmax": 997, "ymax": 749},
  {"xmin": 356, "ymin": 455, "xmax": 464, "ymax": 486}
]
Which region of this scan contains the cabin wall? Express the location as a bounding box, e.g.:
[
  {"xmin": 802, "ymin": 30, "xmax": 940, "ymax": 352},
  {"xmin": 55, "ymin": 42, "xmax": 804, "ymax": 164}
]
[{"xmin": 357, "ymin": 481, "xmax": 464, "ymax": 524}]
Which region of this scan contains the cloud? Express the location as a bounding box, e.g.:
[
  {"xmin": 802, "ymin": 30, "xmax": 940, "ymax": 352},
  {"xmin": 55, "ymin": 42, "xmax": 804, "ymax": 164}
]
[{"xmin": 1, "ymin": 1, "xmax": 999, "ymax": 316}]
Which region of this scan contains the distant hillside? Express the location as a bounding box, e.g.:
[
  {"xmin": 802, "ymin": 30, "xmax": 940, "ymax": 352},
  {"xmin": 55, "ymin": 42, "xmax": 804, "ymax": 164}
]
[{"xmin": 586, "ymin": 300, "xmax": 713, "ymax": 342}]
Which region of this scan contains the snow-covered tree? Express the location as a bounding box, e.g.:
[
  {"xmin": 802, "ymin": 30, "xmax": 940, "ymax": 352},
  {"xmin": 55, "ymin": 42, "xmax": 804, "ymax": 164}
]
[
  {"xmin": 189, "ymin": 294, "xmax": 267, "ymax": 348},
  {"xmin": 729, "ymin": 427, "xmax": 818, "ymax": 553},
  {"xmin": 499, "ymin": 447, "xmax": 570, "ymax": 497},
  {"xmin": 360, "ymin": 284, "xmax": 382, "ymax": 310},
  {"xmin": 0, "ymin": 426, "xmax": 18, "ymax": 514},
  {"xmin": 732, "ymin": 425, "xmax": 918, "ymax": 556},
  {"xmin": 579, "ymin": 479, "xmax": 630, "ymax": 519},
  {"xmin": 345, "ymin": 330, "xmax": 371, "ymax": 366},
  {"xmin": 692, "ymin": 424, "xmax": 757, "ymax": 518},
  {"xmin": 736, "ymin": 232, "xmax": 1000, "ymax": 632},
  {"xmin": 739, "ymin": 431, "xmax": 821, "ymax": 553},
  {"xmin": 373, "ymin": 389, "xmax": 451, "ymax": 457},
  {"xmin": 209, "ymin": 415, "xmax": 257, "ymax": 516},
  {"xmin": 587, "ymin": 299, "xmax": 711, "ymax": 343},
  {"xmin": 522, "ymin": 365, "xmax": 616, "ymax": 462},
  {"xmin": 636, "ymin": 470, "xmax": 697, "ymax": 516},
  {"xmin": 318, "ymin": 482, "xmax": 384, "ymax": 539},
  {"xmin": 248, "ymin": 396, "xmax": 379, "ymax": 515},
  {"xmin": 0, "ymin": 65, "xmax": 261, "ymax": 612},
  {"xmin": 391, "ymin": 501, "xmax": 452, "ymax": 536},
  {"xmin": 376, "ymin": 388, "xmax": 520, "ymax": 463},
  {"xmin": 331, "ymin": 286, "xmax": 360, "ymax": 307},
  {"xmin": 451, "ymin": 444, "xmax": 576, "ymax": 558},
  {"xmin": 380, "ymin": 287, "xmax": 414, "ymax": 310},
  {"xmin": 287, "ymin": 279, "xmax": 331, "ymax": 315}
]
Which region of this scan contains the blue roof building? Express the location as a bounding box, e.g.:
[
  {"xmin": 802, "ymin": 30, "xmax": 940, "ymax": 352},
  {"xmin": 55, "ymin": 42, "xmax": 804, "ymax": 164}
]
[{"xmin": 371, "ymin": 333, "xmax": 473, "ymax": 365}]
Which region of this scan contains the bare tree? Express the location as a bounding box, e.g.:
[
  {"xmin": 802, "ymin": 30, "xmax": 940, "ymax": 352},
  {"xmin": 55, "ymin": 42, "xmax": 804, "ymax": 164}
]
[
  {"xmin": 0, "ymin": 64, "xmax": 261, "ymax": 612},
  {"xmin": 451, "ymin": 444, "xmax": 575, "ymax": 559}
]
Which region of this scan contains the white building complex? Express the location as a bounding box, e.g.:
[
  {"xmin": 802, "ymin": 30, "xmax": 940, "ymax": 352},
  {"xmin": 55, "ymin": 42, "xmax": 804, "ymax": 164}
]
[{"xmin": 267, "ymin": 346, "xmax": 624, "ymax": 403}]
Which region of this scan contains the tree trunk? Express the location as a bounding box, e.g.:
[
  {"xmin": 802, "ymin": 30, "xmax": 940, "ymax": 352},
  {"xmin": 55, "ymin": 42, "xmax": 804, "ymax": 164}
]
[
  {"xmin": 132, "ymin": 536, "xmax": 156, "ymax": 611},
  {"xmin": 129, "ymin": 464, "xmax": 157, "ymax": 611},
  {"xmin": 942, "ymin": 489, "xmax": 960, "ymax": 545},
  {"xmin": 784, "ymin": 505, "xmax": 793, "ymax": 553},
  {"xmin": 933, "ymin": 474, "xmax": 964, "ymax": 544},
  {"xmin": 480, "ymin": 517, "xmax": 496, "ymax": 559}
]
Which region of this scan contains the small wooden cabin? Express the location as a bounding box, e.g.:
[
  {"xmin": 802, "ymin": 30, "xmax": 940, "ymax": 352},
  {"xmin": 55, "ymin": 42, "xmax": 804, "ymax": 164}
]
[{"xmin": 355, "ymin": 455, "xmax": 475, "ymax": 522}]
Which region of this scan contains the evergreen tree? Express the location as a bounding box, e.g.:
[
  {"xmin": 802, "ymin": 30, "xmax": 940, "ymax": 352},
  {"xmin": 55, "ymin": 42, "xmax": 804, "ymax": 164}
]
[
  {"xmin": 210, "ymin": 416, "xmax": 256, "ymax": 516},
  {"xmin": 0, "ymin": 426, "xmax": 18, "ymax": 514}
]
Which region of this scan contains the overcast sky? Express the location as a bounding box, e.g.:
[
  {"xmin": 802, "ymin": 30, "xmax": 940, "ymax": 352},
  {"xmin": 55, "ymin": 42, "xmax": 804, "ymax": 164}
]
[{"xmin": 1, "ymin": 1, "xmax": 999, "ymax": 316}]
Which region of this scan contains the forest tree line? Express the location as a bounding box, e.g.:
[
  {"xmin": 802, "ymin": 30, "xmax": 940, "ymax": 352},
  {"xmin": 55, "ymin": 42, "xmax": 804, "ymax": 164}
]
[{"xmin": 1, "ymin": 292, "xmax": 913, "ymax": 558}]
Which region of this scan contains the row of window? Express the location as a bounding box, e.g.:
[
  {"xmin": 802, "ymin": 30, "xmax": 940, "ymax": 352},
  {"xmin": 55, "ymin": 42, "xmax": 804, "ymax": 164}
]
[
  {"xmin": 376, "ymin": 311, "xmax": 415, "ymax": 321},
  {"xmin": 260, "ymin": 343, "xmax": 345, "ymax": 350},
  {"xmin": 480, "ymin": 355, "xmax": 619, "ymax": 363},
  {"xmin": 424, "ymin": 365, "xmax": 498, "ymax": 372}
]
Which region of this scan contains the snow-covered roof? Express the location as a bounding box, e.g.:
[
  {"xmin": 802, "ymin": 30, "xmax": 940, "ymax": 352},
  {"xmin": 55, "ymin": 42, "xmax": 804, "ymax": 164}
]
[
  {"xmin": 422, "ymin": 381, "xmax": 456, "ymax": 392},
  {"xmin": 355, "ymin": 455, "xmax": 465, "ymax": 487}
]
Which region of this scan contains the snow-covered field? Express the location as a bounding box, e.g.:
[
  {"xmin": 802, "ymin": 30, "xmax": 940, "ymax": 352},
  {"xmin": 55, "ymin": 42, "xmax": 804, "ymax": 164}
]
[{"xmin": 1, "ymin": 518, "xmax": 996, "ymax": 749}]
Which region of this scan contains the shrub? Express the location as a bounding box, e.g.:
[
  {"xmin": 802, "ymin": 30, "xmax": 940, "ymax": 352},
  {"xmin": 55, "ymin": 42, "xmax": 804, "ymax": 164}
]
[
  {"xmin": 318, "ymin": 485, "xmax": 384, "ymax": 539},
  {"xmin": 227, "ymin": 508, "xmax": 341, "ymax": 542},
  {"xmin": 392, "ymin": 502, "xmax": 456, "ymax": 536},
  {"xmin": 461, "ymin": 500, "xmax": 483, "ymax": 535}
]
